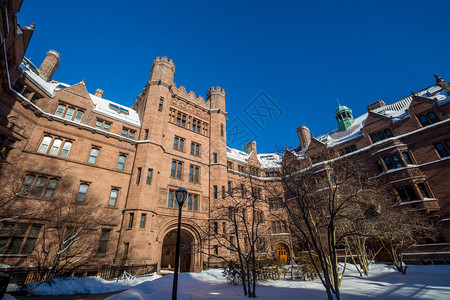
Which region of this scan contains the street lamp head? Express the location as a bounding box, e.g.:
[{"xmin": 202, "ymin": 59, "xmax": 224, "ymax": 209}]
[{"xmin": 175, "ymin": 188, "xmax": 188, "ymax": 207}]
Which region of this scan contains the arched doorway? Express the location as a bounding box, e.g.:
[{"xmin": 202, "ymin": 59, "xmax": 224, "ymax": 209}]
[
  {"xmin": 161, "ymin": 229, "xmax": 194, "ymax": 272},
  {"xmin": 276, "ymin": 244, "xmax": 289, "ymax": 263}
]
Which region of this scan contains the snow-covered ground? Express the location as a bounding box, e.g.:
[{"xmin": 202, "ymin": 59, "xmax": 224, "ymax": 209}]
[{"xmin": 2, "ymin": 264, "xmax": 450, "ymax": 299}]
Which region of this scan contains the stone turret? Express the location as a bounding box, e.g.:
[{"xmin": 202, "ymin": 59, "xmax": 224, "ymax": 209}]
[
  {"xmin": 149, "ymin": 56, "xmax": 175, "ymax": 83},
  {"xmin": 39, "ymin": 50, "xmax": 60, "ymax": 81},
  {"xmin": 207, "ymin": 86, "xmax": 226, "ymax": 111}
]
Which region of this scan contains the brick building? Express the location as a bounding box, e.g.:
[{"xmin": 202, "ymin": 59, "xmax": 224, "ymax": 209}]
[
  {"xmin": 1, "ymin": 0, "xmax": 449, "ymax": 272},
  {"xmin": 291, "ymin": 79, "xmax": 450, "ymax": 259}
]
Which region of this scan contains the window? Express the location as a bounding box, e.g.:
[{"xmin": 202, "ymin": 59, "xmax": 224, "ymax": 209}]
[
  {"xmin": 190, "ymin": 142, "xmax": 200, "ymax": 156},
  {"xmin": 222, "ymin": 222, "xmax": 226, "ymax": 234},
  {"xmin": 213, "ymin": 153, "xmax": 217, "ymax": 163},
  {"xmin": 213, "ymin": 222, "xmax": 218, "ymax": 234},
  {"xmin": 144, "ymin": 129, "xmax": 149, "ymax": 140},
  {"xmin": 370, "ymin": 129, "xmax": 394, "ymax": 143},
  {"xmin": 97, "ymin": 229, "xmax": 110, "ymax": 255},
  {"xmin": 0, "ymin": 224, "xmax": 42, "ymax": 255},
  {"xmin": 213, "ymin": 245, "xmax": 218, "ymax": 255},
  {"xmin": 136, "ymin": 167, "xmax": 142, "ymax": 184},
  {"xmin": 128, "ymin": 213, "xmax": 134, "ymax": 229},
  {"xmin": 108, "ymin": 188, "xmax": 119, "ymax": 208},
  {"xmin": 189, "ymin": 165, "xmax": 199, "ymax": 183},
  {"xmin": 228, "ymin": 181, "xmax": 232, "ymax": 194},
  {"xmin": 168, "ymin": 190, "xmax": 174, "ymax": 207},
  {"xmin": 171, "ymin": 161, "xmax": 183, "ymax": 179},
  {"xmin": 272, "ymin": 221, "xmax": 288, "ymax": 233},
  {"xmin": 249, "ymin": 167, "xmax": 258, "ymax": 176},
  {"xmin": 269, "ymin": 198, "xmax": 283, "ymax": 210},
  {"xmin": 18, "ymin": 174, "xmax": 58, "ymax": 199},
  {"xmin": 37, "ymin": 136, "xmax": 72, "ymax": 158},
  {"xmin": 124, "ymin": 242, "xmax": 129, "ymax": 255},
  {"xmin": 173, "ymin": 137, "xmax": 185, "ymax": 151},
  {"xmin": 240, "ymin": 184, "xmax": 245, "ymax": 197},
  {"xmin": 228, "ymin": 206, "xmax": 233, "ymax": 220},
  {"xmin": 213, "ymin": 185, "xmax": 218, "ymax": 199},
  {"xmin": 396, "ymin": 187, "xmax": 408, "ymax": 202},
  {"xmin": 116, "ymin": 154, "xmax": 126, "ymax": 170},
  {"xmin": 222, "ymin": 186, "xmax": 226, "ymax": 199},
  {"xmin": 340, "ymin": 145, "xmax": 357, "ymax": 155},
  {"xmin": 402, "ymin": 152, "xmax": 412, "ymax": 165},
  {"xmin": 192, "ymin": 118, "xmax": 201, "ymax": 133},
  {"xmin": 405, "ymin": 185, "xmax": 418, "ymax": 201},
  {"xmin": 146, "ymin": 169, "xmax": 153, "ymax": 185},
  {"xmin": 121, "ymin": 128, "xmax": 136, "ymax": 139},
  {"xmin": 238, "ymin": 165, "xmax": 246, "ymax": 173},
  {"xmin": 382, "ymin": 154, "xmax": 402, "ymax": 170},
  {"xmin": 76, "ymin": 183, "xmax": 89, "ymax": 202},
  {"xmin": 95, "ymin": 119, "xmax": 111, "ymax": 132},
  {"xmin": 176, "ymin": 113, "xmax": 182, "ymax": 126},
  {"xmin": 434, "ymin": 141, "xmax": 450, "ymax": 158},
  {"xmin": 220, "ymin": 124, "xmax": 224, "ymax": 137},
  {"xmin": 418, "ymin": 112, "xmax": 439, "ymax": 127},
  {"xmin": 417, "ymin": 183, "xmax": 431, "ymax": 198},
  {"xmin": 88, "ymin": 148, "xmax": 99, "ymax": 164},
  {"xmin": 54, "ymin": 104, "xmax": 84, "ymax": 123},
  {"xmin": 168, "ymin": 189, "xmax": 179, "ymax": 208},
  {"xmin": 227, "ymin": 161, "xmax": 233, "ymax": 170},
  {"xmin": 186, "ymin": 193, "xmax": 199, "ymax": 211},
  {"xmin": 181, "ymin": 115, "xmax": 186, "ymax": 127},
  {"xmin": 0, "ymin": 135, "xmax": 15, "ymax": 160},
  {"xmin": 158, "ymin": 99, "xmax": 164, "ymax": 111},
  {"xmin": 370, "ymin": 134, "xmax": 379, "ymax": 144},
  {"xmin": 140, "ymin": 214, "xmax": 147, "ymax": 228}
]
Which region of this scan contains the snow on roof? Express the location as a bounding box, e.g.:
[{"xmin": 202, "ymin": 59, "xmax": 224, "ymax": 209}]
[
  {"xmin": 226, "ymin": 147, "xmax": 249, "ymax": 164},
  {"xmin": 257, "ymin": 153, "xmax": 282, "ymax": 170},
  {"xmin": 19, "ymin": 57, "xmax": 141, "ymax": 127},
  {"xmin": 226, "ymin": 147, "xmax": 282, "ymax": 169},
  {"xmin": 315, "ymin": 83, "xmax": 450, "ymax": 147},
  {"xmin": 19, "ymin": 58, "xmax": 60, "ymax": 97},
  {"xmin": 89, "ymin": 93, "xmax": 140, "ymax": 127}
]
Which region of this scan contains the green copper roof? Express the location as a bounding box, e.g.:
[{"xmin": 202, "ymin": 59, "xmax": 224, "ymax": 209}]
[
  {"xmin": 334, "ymin": 104, "xmax": 354, "ymax": 131},
  {"xmin": 334, "ymin": 105, "xmax": 352, "ymax": 117}
]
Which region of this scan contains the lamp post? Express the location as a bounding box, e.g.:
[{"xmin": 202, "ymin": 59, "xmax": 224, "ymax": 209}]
[{"xmin": 171, "ymin": 187, "xmax": 187, "ymax": 300}]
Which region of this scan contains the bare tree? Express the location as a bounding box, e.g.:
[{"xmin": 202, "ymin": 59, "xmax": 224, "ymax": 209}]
[
  {"xmin": 30, "ymin": 180, "xmax": 108, "ymax": 281},
  {"xmin": 201, "ymin": 175, "xmax": 269, "ymax": 298},
  {"xmin": 269, "ymin": 150, "xmax": 384, "ymax": 300},
  {"xmin": 376, "ymin": 204, "xmax": 437, "ymax": 274}
]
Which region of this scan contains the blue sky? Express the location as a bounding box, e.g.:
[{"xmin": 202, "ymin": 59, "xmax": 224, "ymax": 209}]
[{"xmin": 18, "ymin": 0, "xmax": 450, "ymax": 153}]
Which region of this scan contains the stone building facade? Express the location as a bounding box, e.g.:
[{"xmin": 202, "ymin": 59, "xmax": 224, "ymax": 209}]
[
  {"xmin": 293, "ymin": 79, "xmax": 450, "ymax": 259},
  {"xmin": 1, "ymin": 0, "xmax": 449, "ymax": 272}
]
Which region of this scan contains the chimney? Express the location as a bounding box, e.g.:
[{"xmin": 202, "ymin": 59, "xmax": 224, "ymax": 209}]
[
  {"xmin": 94, "ymin": 89, "xmax": 104, "ymax": 98},
  {"xmin": 366, "ymin": 100, "xmax": 386, "ymax": 112},
  {"xmin": 246, "ymin": 141, "xmax": 257, "ymax": 155},
  {"xmin": 39, "ymin": 50, "xmax": 60, "ymax": 81},
  {"xmin": 297, "ymin": 126, "xmax": 311, "ymax": 150}
]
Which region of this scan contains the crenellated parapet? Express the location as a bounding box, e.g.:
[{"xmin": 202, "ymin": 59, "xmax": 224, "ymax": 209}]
[
  {"xmin": 207, "ymin": 86, "xmax": 226, "ymax": 97},
  {"xmin": 172, "ymin": 84, "xmax": 207, "ymax": 108},
  {"xmin": 152, "ymin": 56, "xmax": 175, "ymax": 71},
  {"xmin": 206, "ymin": 86, "xmax": 226, "ymax": 111}
]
